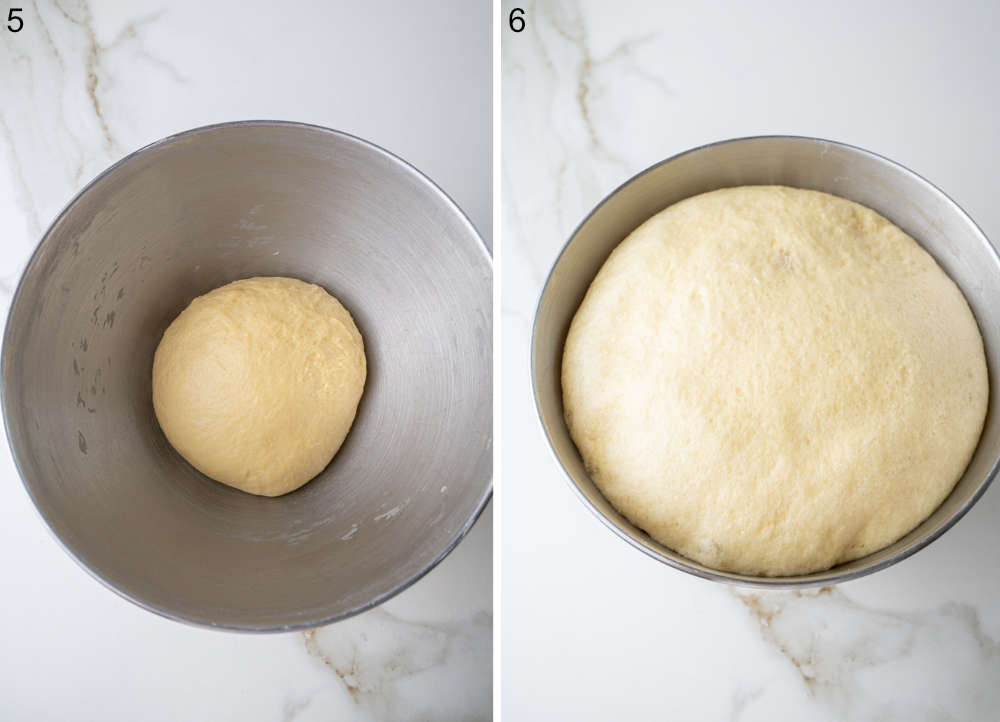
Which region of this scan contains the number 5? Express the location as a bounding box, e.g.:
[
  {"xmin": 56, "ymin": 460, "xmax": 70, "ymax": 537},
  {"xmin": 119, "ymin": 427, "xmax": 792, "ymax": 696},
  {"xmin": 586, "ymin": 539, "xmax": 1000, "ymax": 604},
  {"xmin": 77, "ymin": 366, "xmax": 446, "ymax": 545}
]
[
  {"xmin": 509, "ymin": 7, "xmax": 524, "ymax": 33},
  {"xmin": 8, "ymin": 7, "xmax": 23, "ymax": 32}
]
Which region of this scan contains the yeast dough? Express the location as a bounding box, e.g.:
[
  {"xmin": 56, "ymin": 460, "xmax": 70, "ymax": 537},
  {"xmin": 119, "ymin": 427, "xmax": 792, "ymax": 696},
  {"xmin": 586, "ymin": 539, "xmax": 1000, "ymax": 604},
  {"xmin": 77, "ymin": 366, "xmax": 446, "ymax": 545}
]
[
  {"xmin": 153, "ymin": 276, "xmax": 366, "ymax": 497},
  {"xmin": 562, "ymin": 186, "xmax": 988, "ymax": 576}
]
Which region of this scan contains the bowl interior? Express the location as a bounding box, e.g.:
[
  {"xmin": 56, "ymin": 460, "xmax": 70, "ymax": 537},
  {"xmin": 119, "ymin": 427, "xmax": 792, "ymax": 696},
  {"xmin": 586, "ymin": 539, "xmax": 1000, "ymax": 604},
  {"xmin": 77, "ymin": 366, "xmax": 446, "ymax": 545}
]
[
  {"xmin": 533, "ymin": 136, "xmax": 1000, "ymax": 586},
  {"xmin": 3, "ymin": 122, "xmax": 492, "ymax": 628}
]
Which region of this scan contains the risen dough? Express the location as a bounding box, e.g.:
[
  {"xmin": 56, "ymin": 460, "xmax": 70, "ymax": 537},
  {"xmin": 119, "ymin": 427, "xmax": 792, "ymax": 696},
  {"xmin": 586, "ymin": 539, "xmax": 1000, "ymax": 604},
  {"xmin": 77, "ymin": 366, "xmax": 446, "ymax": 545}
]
[
  {"xmin": 153, "ymin": 276, "xmax": 366, "ymax": 497},
  {"xmin": 562, "ymin": 186, "xmax": 987, "ymax": 576}
]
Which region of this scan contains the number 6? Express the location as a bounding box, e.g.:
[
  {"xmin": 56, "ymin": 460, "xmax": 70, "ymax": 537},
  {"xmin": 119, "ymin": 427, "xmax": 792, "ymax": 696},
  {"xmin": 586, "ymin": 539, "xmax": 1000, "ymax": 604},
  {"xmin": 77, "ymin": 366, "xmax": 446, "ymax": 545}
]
[{"xmin": 509, "ymin": 7, "xmax": 525, "ymax": 33}]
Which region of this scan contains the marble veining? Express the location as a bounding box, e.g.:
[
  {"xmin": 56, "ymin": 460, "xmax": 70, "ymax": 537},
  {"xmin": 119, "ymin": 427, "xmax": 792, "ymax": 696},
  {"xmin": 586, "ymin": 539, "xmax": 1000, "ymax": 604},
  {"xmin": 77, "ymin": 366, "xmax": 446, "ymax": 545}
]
[
  {"xmin": 0, "ymin": 1, "xmax": 183, "ymax": 302},
  {"xmin": 733, "ymin": 587, "xmax": 1000, "ymax": 719},
  {"xmin": 302, "ymin": 608, "xmax": 491, "ymax": 721}
]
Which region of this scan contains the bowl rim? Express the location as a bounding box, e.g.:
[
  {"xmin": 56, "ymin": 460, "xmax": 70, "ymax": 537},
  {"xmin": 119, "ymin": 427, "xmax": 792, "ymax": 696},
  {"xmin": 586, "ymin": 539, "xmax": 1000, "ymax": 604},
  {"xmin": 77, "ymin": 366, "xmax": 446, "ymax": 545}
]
[
  {"xmin": 530, "ymin": 133, "xmax": 1000, "ymax": 588},
  {"xmin": 1, "ymin": 119, "xmax": 493, "ymax": 632}
]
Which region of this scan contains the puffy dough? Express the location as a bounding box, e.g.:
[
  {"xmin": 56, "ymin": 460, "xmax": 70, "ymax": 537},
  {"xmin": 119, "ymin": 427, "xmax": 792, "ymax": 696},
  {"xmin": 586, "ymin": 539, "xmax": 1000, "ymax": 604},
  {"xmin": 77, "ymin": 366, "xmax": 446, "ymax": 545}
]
[
  {"xmin": 562, "ymin": 186, "xmax": 988, "ymax": 576},
  {"xmin": 153, "ymin": 276, "xmax": 367, "ymax": 497}
]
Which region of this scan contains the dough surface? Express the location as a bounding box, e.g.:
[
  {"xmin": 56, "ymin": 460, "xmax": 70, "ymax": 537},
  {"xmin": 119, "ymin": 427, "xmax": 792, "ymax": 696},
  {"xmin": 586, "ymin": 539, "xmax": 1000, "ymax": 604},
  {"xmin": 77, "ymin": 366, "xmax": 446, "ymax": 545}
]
[
  {"xmin": 153, "ymin": 276, "xmax": 366, "ymax": 497},
  {"xmin": 562, "ymin": 186, "xmax": 988, "ymax": 576}
]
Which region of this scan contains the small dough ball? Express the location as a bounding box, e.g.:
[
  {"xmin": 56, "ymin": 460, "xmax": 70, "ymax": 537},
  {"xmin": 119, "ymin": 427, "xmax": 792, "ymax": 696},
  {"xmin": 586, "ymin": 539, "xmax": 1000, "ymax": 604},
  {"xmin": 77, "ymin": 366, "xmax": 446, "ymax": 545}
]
[
  {"xmin": 563, "ymin": 186, "xmax": 988, "ymax": 576},
  {"xmin": 153, "ymin": 276, "xmax": 367, "ymax": 496}
]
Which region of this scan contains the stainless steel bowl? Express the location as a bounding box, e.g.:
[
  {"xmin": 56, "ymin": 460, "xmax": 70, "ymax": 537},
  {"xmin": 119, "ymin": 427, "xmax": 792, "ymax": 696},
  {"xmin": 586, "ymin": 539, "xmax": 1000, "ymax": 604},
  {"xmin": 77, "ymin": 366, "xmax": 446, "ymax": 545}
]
[
  {"xmin": 3, "ymin": 121, "xmax": 492, "ymax": 629},
  {"xmin": 532, "ymin": 135, "xmax": 1000, "ymax": 587}
]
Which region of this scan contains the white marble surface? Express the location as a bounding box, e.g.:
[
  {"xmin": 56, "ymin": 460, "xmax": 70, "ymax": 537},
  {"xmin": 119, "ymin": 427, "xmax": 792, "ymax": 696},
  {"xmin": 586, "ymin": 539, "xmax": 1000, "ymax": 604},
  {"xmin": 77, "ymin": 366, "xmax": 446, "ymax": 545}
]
[
  {"xmin": 502, "ymin": 1, "xmax": 1000, "ymax": 719},
  {"xmin": 0, "ymin": 1, "xmax": 491, "ymax": 720}
]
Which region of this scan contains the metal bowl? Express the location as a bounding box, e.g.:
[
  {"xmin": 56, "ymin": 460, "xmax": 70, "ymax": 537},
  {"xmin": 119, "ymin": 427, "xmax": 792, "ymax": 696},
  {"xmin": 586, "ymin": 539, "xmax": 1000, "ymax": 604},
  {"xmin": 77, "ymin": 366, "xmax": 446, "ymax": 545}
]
[
  {"xmin": 532, "ymin": 135, "xmax": 1000, "ymax": 587},
  {"xmin": 2, "ymin": 121, "xmax": 492, "ymax": 629}
]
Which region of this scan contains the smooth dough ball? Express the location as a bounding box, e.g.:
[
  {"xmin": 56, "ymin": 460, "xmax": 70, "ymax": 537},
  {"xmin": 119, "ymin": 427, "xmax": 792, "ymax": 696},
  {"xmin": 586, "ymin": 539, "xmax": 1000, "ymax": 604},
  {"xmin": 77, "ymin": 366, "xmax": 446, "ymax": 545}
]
[
  {"xmin": 563, "ymin": 186, "xmax": 988, "ymax": 576},
  {"xmin": 153, "ymin": 276, "xmax": 366, "ymax": 497}
]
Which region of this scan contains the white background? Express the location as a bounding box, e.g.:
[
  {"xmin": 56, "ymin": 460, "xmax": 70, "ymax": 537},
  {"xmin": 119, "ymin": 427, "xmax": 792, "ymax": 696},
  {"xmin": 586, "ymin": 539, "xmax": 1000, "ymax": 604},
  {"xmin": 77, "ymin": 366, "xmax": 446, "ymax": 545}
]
[
  {"xmin": 503, "ymin": 1, "xmax": 1000, "ymax": 719},
  {"xmin": 0, "ymin": 1, "xmax": 491, "ymax": 720}
]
